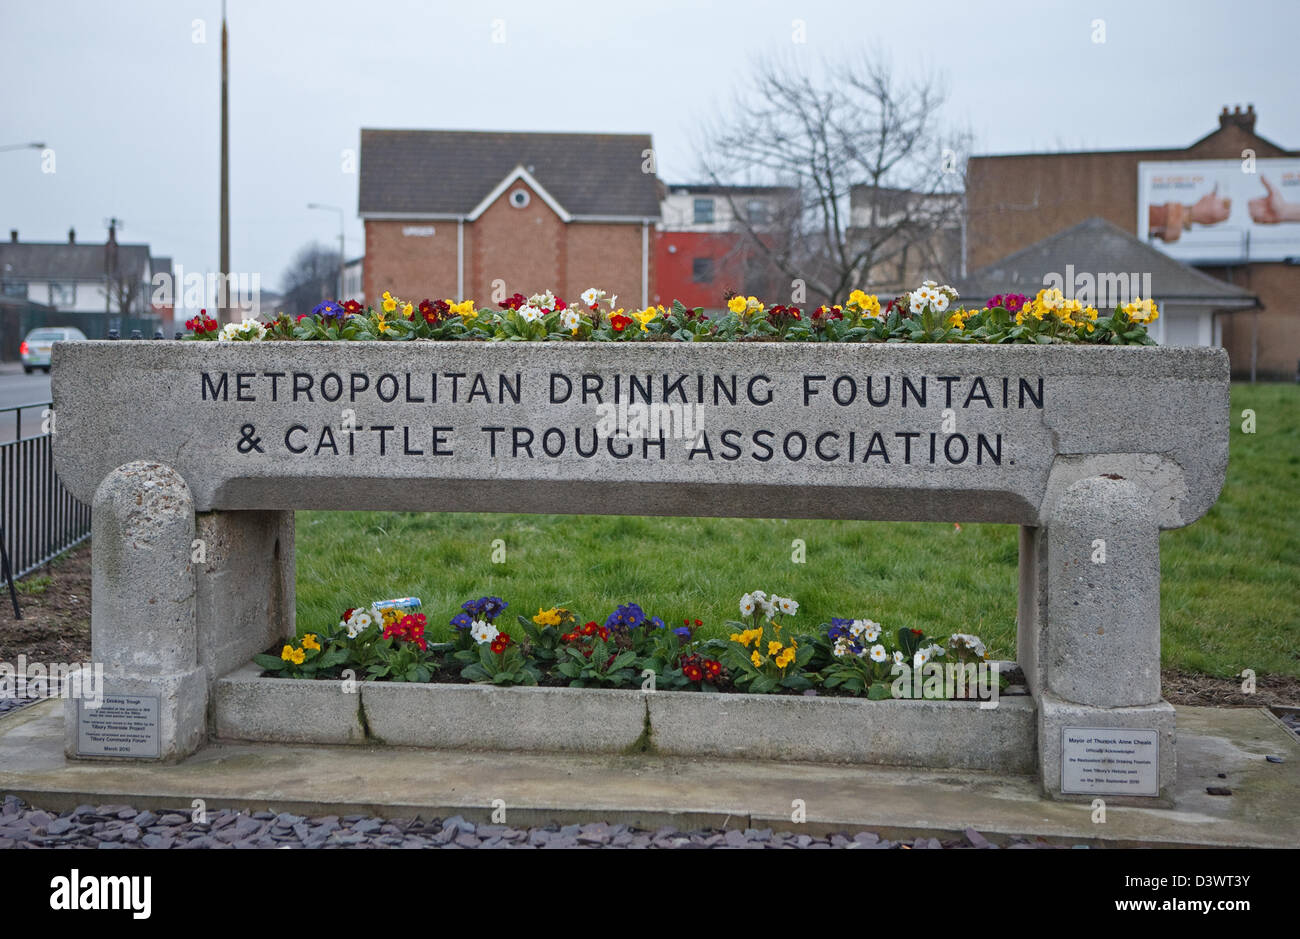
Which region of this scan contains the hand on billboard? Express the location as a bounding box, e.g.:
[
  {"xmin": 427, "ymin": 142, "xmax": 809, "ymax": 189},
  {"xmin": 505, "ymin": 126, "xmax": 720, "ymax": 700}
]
[
  {"xmin": 1248, "ymin": 177, "xmax": 1300, "ymax": 224},
  {"xmin": 1188, "ymin": 187, "xmax": 1231, "ymax": 225}
]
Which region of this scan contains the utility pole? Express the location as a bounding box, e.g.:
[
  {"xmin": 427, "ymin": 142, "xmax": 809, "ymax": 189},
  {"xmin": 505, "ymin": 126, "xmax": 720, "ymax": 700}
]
[{"xmin": 219, "ymin": 0, "xmax": 230, "ymax": 320}]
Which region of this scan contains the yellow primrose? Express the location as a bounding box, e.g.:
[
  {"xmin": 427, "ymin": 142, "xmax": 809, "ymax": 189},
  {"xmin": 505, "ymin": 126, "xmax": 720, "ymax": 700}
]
[
  {"xmin": 767, "ymin": 640, "xmax": 783, "ymax": 656},
  {"xmin": 402, "ymin": 302, "xmax": 414, "ymax": 318},
  {"xmin": 727, "ymin": 295, "xmax": 747, "ymax": 314},
  {"xmin": 533, "ymin": 607, "xmax": 562, "ymax": 627},
  {"xmin": 280, "ymin": 644, "xmax": 296, "ymax": 662},
  {"xmin": 776, "ymin": 648, "xmax": 795, "ymax": 669},
  {"xmin": 301, "ymin": 633, "xmax": 320, "ymax": 651},
  {"xmin": 382, "ymin": 291, "xmax": 393, "ymax": 301},
  {"xmin": 633, "ymin": 306, "xmax": 658, "ymax": 332},
  {"xmin": 750, "ymin": 650, "xmax": 764, "ymax": 668},
  {"xmin": 451, "ymin": 299, "xmax": 477, "ymax": 319},
  {"xmin": 382, "ymin": 296, "xmax": 398, "ymax": 313}
]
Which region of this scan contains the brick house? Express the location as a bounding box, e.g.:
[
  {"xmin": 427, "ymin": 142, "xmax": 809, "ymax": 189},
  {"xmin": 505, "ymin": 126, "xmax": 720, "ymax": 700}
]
[
  {"xmin": 654, "ymin": 184, "xmax": 794, "ymax": 310},
  {"xmin": 358, "ymin": 130, "xmax": 660, "ymax": 308},
  {"xmin": 967, "ymin": 105, "xmax": 1298, "ymax": 379}
]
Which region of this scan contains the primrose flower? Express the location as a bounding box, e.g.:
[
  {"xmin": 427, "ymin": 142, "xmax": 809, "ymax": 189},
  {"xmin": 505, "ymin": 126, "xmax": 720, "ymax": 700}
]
[
  {"xmin": 1123, "ymin": 296, "xmax": 1159, "ymax": 324},
  {"xmin": 739, "ymin": 594, "xmax": 756, "ymax": 617},
  {"xmin": 217, "ymin": 318, "xmax": 267, "ymax": 342},
  {"xmin": 727, "ymin": 295, "xmax": 748, "ymax": 314},
  {"xmin": 750, "ymin": 650, "xmax": 764, "ymax": 668},
  {"xmin": 470, "ymin": 621, "xmax": 499, "ymax": 645},
  {"xmin": 301, "ymin": 633, "xmax": 320, "ymax": 652},
  {"xmin": 560, "ymin": 309, "xmax": 581, "ymax": 332},
  {"xmin": 632, "ymin": 306, "xmax": 658, "ymax": 332},
  {"xmin": 533, "ymin": 607, "xmax": 563, "ymax": 627},
  {"xmin": 777, "ymin": 596, "xmax": 798, "ymax": 616},
  {"xmin": 519, "ymin": 303, "xmax": 544, "ymax": 323},
  {"xmin": 869, "ymin": 644, "xmax": 888, "ymax": 663}
]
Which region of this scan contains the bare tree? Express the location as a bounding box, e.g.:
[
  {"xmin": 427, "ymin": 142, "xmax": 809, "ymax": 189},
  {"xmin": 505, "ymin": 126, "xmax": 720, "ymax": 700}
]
[
  {"xmin": 698, "ymin": 53, "xmax": 969, "ymax": 304},
  {"xmin": 103, "ymin": 271, "xmax": 142, "ymax": 316},
  {"xmin": 281, "ymin": 241, "xmax": 342, "ymax": 315}
]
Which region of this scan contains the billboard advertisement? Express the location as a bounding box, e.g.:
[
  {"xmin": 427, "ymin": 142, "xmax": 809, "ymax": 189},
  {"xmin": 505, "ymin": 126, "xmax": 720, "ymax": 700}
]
[{"xmin": 1137, "ymin": 159, "xmax": 1300, "ymax": 263}]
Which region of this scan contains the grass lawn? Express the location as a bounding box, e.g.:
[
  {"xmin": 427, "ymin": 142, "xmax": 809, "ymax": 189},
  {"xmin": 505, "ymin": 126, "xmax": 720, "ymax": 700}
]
[{"xmin": 295, "ymin": 382, "xmax": 1300, "ymax": 680}]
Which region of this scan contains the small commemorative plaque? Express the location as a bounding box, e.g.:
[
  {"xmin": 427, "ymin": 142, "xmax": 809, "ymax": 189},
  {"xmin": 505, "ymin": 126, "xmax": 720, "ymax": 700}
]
[
  {"xmin": 1061, "ymin": 727, "xmax": 1159, "ymax": 796},
  {"xmin": 77, "ymin": 694, "xmax": 161, "ymax": 758}
]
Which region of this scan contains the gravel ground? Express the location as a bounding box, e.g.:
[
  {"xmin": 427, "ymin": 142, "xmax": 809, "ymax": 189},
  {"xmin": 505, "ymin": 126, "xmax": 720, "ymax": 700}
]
[{"xmin": 0, "ymin": 795, "xmax": 1086, "ymax": 849}]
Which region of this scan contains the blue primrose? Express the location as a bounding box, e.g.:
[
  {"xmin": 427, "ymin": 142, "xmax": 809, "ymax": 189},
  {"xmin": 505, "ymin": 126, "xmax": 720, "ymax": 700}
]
[
  {"xmin": 311, "ymin": 299, "xmax": 345, "ymax": 320},
  {"xmin": 649, "ymin": 616, "xmax": 665, "ymax": 630},
  {"xmin": 450, "ymin": 613, "xmax": 473, "ymax": 631},
  {"xmin": 673, "ymin": 626, "xmax": 691, "ymax": 639}
]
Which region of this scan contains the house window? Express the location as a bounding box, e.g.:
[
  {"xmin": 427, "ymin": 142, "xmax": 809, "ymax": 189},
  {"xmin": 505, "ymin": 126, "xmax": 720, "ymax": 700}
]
[
  {"xmin": 745, "ymin": 199, "xmax": 769, "ymax": 224},
  {"xmin": 2, "ymin": 281, "xmax": 27, "ymax": 299},
  {"xmin": 509, "ymin": 189, "xmax": 531, "ymax": 209},
  {"xmin": 692, "ymin": 257, "xmax": 714, "ymax": 284},
  {"xmin": 693, "ymin": 198, "xmax": 715, "ymax": 225},
  {"xmin": 49, "ymin": 283, "xmax": 75, "ymax": 307}
]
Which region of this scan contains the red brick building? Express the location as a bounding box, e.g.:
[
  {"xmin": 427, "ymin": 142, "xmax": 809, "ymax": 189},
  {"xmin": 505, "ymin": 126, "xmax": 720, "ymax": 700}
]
[
  {"xmin": 653, "ymin": 185, "xmax": 793, "ymax": 310},
  {"xmin": 358, "ymin": 130, "xmax": 660, "ymax": 308},
  {"xmin": 967, "ymin": 106, "xmax": 1298, "ymax": 379}
]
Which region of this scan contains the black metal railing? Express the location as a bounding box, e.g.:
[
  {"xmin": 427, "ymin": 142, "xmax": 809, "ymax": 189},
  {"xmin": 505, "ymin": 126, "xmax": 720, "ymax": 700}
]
[{"xmin": 0, "ymin": 400, "xmax": 90, "ymax": 580}]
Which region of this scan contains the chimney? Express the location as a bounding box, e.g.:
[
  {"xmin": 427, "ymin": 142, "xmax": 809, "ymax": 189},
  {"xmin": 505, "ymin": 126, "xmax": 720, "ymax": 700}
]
[
  {"xmin": 1218, "ymin": 104, "xmax": 1257, "ymax": 133},
  {"xmin": 68, "ymin": 227, "xmax": 76, "ymax": 244},
  {"xmin": 107, "ymin": 219, "xmax": 117, "ymax": 244},
  {"xmin": 9, "ymin": 230, "xmax": 16, "ymax": 243}
]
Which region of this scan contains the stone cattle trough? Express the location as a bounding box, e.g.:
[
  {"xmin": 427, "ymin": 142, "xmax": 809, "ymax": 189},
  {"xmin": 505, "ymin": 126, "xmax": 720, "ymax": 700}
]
[{"xmin": 51, "ymin": 340, "xmax": 1229, "ymax": 805}]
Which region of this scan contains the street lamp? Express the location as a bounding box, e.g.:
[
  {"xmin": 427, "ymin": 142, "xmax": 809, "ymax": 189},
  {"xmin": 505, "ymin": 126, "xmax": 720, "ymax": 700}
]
[
  {"xmin": 307, "ymin": 203, "xmax": 345, "ymax": 301},
  {"xmin": 0, "ymin": 142, "xmax": 46, "ymax": 153}
]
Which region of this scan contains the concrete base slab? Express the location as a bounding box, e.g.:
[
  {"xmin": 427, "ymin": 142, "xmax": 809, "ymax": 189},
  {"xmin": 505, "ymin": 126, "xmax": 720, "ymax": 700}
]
[{"xmin": 2, "ymin": 699, "xmax": 1296, "ymax": 847}]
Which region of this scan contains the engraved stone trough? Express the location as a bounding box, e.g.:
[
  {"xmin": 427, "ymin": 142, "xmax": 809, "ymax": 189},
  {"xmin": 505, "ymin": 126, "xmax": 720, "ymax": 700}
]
[{"xmin": 51, "ymin": 340, "xmax": 1230, "ymax": 804}]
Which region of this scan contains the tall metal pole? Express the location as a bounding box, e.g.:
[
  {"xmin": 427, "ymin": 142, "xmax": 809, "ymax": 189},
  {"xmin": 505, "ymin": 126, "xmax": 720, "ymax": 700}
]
[{"xmin": 219, "ymin": 0, "xmax": 230, "ymax": 320}]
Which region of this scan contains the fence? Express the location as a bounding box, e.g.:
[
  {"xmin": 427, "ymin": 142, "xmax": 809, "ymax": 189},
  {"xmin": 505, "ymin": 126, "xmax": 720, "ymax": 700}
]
[{"xmin": 0, "ymin": 400, "xmax": 90, "ymax": 581}]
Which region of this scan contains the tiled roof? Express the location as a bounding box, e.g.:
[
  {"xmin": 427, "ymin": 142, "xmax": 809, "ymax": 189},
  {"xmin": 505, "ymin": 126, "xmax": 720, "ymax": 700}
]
[
  {"xmin": 0, "ymin": 242, "xmax": 151, "ymax": 281},
  {"xmin": 952, "ymin": 217, "xmax": 1258, "ymax": 306},
  {"xmin": 359, "ymin": 129, "xmax": 661, "ymax": 219}
]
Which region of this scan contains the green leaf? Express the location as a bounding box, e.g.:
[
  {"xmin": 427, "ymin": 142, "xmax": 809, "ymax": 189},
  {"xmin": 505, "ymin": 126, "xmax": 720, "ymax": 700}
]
[{"xmin": 253, "ymin": 654, "xmax": 288, "ymax": 671}]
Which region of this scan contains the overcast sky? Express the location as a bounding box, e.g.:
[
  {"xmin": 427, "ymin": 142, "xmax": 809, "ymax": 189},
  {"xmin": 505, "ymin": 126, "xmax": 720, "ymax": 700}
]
[{"xmin": 3, "ymin": 0, "xmax": 1298, "ymax": 299}]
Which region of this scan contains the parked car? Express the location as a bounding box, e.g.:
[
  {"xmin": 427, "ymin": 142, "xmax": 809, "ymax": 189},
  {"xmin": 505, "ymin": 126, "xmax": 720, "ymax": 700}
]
[{"xmin": 19, "ymin": 326, "xmax": 87, "ymax": 373}]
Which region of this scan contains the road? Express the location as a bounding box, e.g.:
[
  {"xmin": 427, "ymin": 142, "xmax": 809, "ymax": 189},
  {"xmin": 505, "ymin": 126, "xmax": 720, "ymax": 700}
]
[{"xmin": 0, "ymin": 363, "xmax": 53, "ymax": 443}]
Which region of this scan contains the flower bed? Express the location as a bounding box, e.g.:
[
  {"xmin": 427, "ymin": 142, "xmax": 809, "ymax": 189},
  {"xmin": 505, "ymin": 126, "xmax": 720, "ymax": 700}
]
[
  {"xmin": 187, "ymin": 281, "xmax": 1159, "ymax": 346},
  {"xmin": 255, "ymin": 592, "xmax": 1003, "ymax": 703}
]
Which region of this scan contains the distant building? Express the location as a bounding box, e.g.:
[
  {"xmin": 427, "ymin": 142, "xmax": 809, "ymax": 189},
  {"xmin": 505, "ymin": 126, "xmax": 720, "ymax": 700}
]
[
  {"xmin": 654, "ymin": 184, "xmax": 794, "ymax": 310},
  {"xmin": 358, "ymin": 130, "xmax": 660, "ymax": 307},
  {"xmin": 847, "ymin": 186, "xmax": 965, "ymax": 294},
  {"xmin": 952, "ymin": 217, "xmax": 1258, "ymax": 348},
  {"xmin": 0, "ymin": 225, "xmax": 161, "ymax": 338},
  {"xmin": 967, "ymin": 105, "xmax": 1297, "ymax": 379}
]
